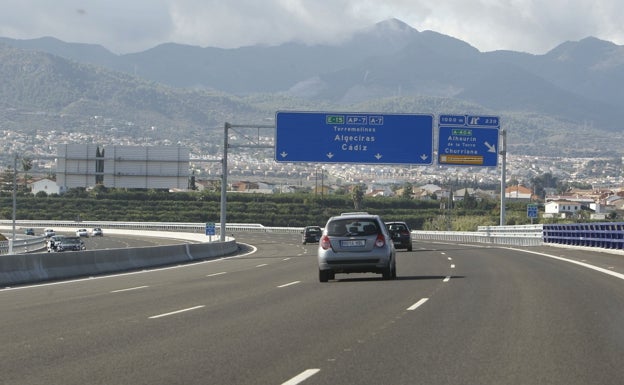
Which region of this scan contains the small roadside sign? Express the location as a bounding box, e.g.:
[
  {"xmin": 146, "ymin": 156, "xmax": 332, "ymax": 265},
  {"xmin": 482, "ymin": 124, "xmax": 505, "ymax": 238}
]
[{"xmin": 527, "ymin": 204, "xmax": 538, "ymax": 219}]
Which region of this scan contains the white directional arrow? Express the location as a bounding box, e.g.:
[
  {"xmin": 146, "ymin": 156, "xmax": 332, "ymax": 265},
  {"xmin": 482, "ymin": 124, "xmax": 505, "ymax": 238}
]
[
  {"xmin": 280, "ymin": 151, "xmax": 288, "ymax": 158},
  {"xmin": 420, "ymin": 154, "xmax": 429, "ymax": 161},
  {"xmin": 375, "ymin": 153, "xmax": 383, "ymax": 160},
  {"xmin": 484, "ymin": 141, "xmax": 497, "ymax": 153},
  {"xmin": 326, "ymin": 152, "xmax": 334, "ymax": 159}
]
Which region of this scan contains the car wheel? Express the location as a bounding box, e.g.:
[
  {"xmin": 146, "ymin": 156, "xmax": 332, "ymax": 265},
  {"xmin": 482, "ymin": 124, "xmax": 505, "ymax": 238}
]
[
  {"xmin": 382, "ymin": 262, "xmax": 392, "ymax": 280},
  {"xmin": 319, "ymin": 269, "xmax": 330, "ymax": 282},
  {"xmin": 407, "ymin": 244, "xmax": 412, "ymax": 251}
]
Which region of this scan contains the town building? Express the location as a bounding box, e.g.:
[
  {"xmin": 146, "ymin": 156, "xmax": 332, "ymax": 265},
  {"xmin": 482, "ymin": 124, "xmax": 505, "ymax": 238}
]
[
  {"xmin": 29, "ymin": 178, "xmax": 63, "ymax": 195},
  {"xmin": 505, "ymin": 185, "xmax": 533, "ymax": 201},
  {"xmin": 544, "ymin": 200, "xmax": 583, "ymax": 218}
]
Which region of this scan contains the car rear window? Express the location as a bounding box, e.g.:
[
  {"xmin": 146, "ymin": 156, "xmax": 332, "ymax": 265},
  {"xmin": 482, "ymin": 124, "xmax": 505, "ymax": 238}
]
[{"xmin": 327, "ymin": 219, "xmax": 379, "ymax": 236}]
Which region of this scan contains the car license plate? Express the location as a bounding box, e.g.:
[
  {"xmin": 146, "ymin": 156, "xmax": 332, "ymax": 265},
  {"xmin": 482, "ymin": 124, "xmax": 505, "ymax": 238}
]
[{"xmin": 341, "ymin": 239, "xmax": 365, "ymax": 247}]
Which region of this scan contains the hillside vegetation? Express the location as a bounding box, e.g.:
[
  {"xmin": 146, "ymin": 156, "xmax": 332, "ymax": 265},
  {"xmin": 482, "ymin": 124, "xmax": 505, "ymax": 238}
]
[{"xmin": 0, "ymin": 188, "xmax": 542, "ymax": 231}]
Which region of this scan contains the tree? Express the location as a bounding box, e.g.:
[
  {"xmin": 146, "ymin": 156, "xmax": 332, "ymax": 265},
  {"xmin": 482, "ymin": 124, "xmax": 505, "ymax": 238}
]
[
  {"xmin": 352, "ymin": 184, "xmax": 364, "ymax": 210},
  {"xmin": 0, "ymin": 166, "xmax": 14, "ymax": 192},
  {"xmin": 21, "ymin": 157, "xmax": 32, "ymax": 189},
  {"xmin": 461, "ymin": 189, "xmax": 478, "ymax": 209},
  {"xmin": 401, "ymin": 182, "xmax": 413, "ymax": 199},
  {"xmin": 531, "ymin": 172, "xmax": 559, "ymax": 199}
]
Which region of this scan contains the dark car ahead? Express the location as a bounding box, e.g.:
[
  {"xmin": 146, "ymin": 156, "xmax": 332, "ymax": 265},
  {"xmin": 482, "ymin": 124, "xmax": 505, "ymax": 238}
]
[
  {"xmin": 302, "ymin": 226, "xmax": 322, "ymax": 244},
  {"xmin": 386, "ymin": 221, "xmax": 413, "ymax": 251}
]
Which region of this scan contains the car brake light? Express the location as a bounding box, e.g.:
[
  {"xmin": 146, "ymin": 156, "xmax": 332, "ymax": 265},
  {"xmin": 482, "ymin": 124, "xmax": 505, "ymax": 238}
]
[
  {"xmin": 320, "ymin": 235, "xmax": 331, "ymax": 250},
  {"xmin": 375, "ymin": 233, "xmax": 385, "ymax": 248}
]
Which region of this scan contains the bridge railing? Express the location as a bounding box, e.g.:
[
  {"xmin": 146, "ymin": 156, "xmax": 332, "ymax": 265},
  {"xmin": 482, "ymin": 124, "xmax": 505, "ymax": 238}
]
[{"xmin": 542, "ymin": 222, "xmax": 624, "ymax": 250}]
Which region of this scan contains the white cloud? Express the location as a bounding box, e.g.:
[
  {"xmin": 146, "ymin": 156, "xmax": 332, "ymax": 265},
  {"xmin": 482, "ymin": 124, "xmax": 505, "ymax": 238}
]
[{"xmin": 0, "ymin": 0, "xmax": 623, "ymax": 54}]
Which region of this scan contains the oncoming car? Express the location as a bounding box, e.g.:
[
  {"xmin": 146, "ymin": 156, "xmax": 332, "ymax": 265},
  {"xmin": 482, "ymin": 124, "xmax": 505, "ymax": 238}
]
[
  {"xmin": 317, "ymin": 212, "xmax": 396, "ymax": 282},
  {"xmin": 76, "ymin": 228, "xmax": 89, "ymax": 237}
]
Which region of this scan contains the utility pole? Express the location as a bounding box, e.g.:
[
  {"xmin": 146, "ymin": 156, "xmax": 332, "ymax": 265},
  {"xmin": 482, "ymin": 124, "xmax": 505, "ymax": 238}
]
[
  {"xmin": 499, "ymin": 129, "xmax": 507, "ymax": 226},
  {"xmin": 220, "ymin": 123, "xmax": 230, "ymax": 242},
  {"xmin": 10, "ymin": 154, "xmax": 17, "ymax": 254}
]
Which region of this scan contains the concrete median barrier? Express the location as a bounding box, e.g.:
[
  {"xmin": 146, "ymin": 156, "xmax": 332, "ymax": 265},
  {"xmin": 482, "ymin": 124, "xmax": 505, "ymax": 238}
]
[{"xmin": 0, "ymin": 240, "xmax": 238, "ymax": 287}]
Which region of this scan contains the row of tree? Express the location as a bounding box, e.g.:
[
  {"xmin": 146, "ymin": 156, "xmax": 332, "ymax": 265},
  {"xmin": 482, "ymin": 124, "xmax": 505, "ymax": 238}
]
[{"xmin": 0, "ymin": 185, "xmax": 564, "ymax": 231}]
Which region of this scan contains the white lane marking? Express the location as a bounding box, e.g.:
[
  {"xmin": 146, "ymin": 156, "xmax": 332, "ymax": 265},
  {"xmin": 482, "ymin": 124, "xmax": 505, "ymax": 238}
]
[
  {"xmin": 448, "ymin": 257, "xmax": 453, "ymax": 261},
  {"xmin": 206, "ymin": 272, "xmax": 227, "ymax": 277},
  {"xmin": 278, "ymin": 281, "xmax": 301, "ymax": 288},
  {"xmin": 149, "ymin": 305, "xmax": 205, "ymax": 319},
  {"xmin": 443, "ymin": 276, "xmax": 451, "ymax": 282},
  {"xmin": 284, "ymin": 257, "xmax": 292, "ymax": 261},
  {"xmin": 407, "ymin": 297, "xmax": 429, "ymax": 311},
  {"xmin": 281, "ymin": 369, "xmax": 321, "ymax": 385},
  {"xmin": 256, "ymin": 264, "xmax": 268, "ymax": 267},
  {"xmin": 450, "ymin": 264, "xmax": 455, "ymax": 269},
  {"xmin": 110, "ymin": 285, "xmax": 149, "ymax": 293},
  {"xmin": 511, "ymin": 248, "xmax": 624, "ymax": 281}
]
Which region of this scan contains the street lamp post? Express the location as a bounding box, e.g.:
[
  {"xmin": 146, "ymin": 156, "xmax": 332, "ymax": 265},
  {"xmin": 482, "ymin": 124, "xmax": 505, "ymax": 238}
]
[{"xmin": 9, "ymin": 154, "xmax": 18, "ymax": 254}]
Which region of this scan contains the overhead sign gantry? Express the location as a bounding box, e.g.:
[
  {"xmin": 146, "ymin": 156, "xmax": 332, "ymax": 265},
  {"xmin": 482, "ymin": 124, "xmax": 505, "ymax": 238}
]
[{"xmin": 275, "ymin": 111, "xmax": 434, "ymax": 164}]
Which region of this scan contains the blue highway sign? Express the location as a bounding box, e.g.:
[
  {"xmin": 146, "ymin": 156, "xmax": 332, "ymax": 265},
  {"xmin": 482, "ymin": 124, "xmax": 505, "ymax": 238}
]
[
  {"xmin": 275, "ymin": 111, "xmax": 433, "ymax": 164},
  {"xmin": 437, "ymin": 114, "xmax": 500, "ymax": 167},
  {"xmin": 527, "ymin": 204, "xmax": 538, "ymax": 219}
]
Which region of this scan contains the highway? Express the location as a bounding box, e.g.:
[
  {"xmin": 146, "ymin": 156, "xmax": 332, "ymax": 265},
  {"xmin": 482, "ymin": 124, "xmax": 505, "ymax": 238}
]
[{"xmin": 1, "ymin": 232, "xmax": 624, "ymax": 385}]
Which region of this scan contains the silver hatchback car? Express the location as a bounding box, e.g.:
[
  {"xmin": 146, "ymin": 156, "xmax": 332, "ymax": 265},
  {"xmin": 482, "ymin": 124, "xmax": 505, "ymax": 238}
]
[{"xmin": 318, "ymin": 212, "xmax": 396, "ymax": 282}]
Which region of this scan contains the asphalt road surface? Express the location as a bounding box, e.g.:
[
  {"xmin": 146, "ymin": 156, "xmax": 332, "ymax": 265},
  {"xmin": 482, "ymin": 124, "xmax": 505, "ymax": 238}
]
[{"xmin": 1, "ymin": 232, "xmax": 623, "ymax": 385}]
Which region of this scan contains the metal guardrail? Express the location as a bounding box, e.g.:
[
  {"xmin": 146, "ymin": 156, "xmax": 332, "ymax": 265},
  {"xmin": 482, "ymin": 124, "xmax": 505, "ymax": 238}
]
[
  {"xmin": 0, "ymin": 235, "xmax": 47, "ymax": 255},
  {"xmin": 411, "ymin": 225, "xmax": 543, "ymax": 247},
  {"xmin": 3, "ymin": 220, "xmax": 624, "ymax": 255}
]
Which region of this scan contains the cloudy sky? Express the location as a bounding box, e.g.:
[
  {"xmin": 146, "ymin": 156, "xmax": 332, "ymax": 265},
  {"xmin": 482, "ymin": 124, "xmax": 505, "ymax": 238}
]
[{"xmin": 1, "ymin": 0, "xmax": 623, "ymax": 55}]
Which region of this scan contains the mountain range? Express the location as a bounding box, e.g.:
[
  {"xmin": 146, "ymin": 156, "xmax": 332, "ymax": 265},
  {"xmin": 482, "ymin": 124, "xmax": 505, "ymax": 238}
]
[{"xmin": 0, "ymin": 18, "xmax": 623, "ymax": 158}]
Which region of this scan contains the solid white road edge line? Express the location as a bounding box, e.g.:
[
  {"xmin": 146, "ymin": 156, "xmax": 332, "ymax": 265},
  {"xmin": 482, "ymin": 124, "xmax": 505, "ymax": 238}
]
[
  {"xmin": 281, "ymin": 369, "xmax": 321, "ymax": 385},
  {"xmin": 407, "ymin": 297, "xmax": 429, "ymax": 311},
  {"xmin": 509, "ymin": 248, "xmax": 624, "ymax": 281},
  {"xmin": 149, "ymin": 305, "xmax": 205, "ymax": 319}
]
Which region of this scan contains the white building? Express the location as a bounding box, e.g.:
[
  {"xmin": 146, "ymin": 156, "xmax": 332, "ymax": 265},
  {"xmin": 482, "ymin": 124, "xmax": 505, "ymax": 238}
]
[
  {"xmin": 56, "ymin": 144, "xmax": 190, "ymax": 190},
  {"xmin": 544, "ymin": 200, "xmax": 583, "ymax": 218},
  {"xmin": 29, "ymin": 178, "xmax": 63, "ymax": 195}
]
